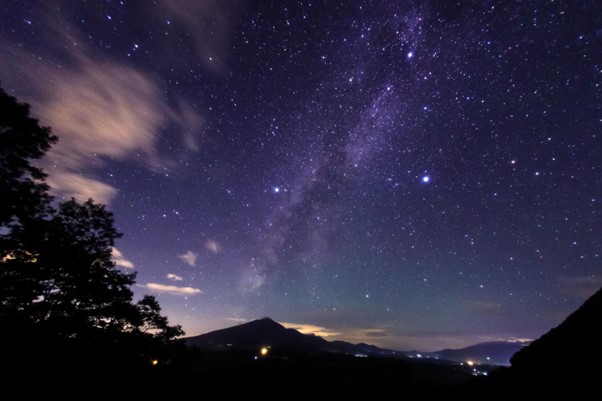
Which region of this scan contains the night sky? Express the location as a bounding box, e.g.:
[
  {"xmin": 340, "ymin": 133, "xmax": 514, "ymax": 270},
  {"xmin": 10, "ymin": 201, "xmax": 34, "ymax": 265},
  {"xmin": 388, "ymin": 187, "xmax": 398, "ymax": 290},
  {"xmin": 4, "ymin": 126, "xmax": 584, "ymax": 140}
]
[{"xmin": 1, "ymin": 1, "xmax": 600, "ymax": 351}]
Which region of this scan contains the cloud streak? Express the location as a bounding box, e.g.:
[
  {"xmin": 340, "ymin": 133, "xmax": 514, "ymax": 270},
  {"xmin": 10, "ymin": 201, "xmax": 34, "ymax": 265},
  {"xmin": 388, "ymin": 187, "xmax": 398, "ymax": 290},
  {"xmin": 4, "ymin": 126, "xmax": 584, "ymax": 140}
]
[
  {"xmin": 111, "ymin": 247, "xmax": 135, "ymax": 269},
  {"xmin": 223, "ymin": 317, "xmax": 247, "ymax": 323},
  {"xmin": 281, "ymin": 322, "xmax": 342, "ymax": 337},
  {"xmin": 154, "ymin": 0, "xmax": 237, "ymax": 73},
  {"xmin": 179, "ymin": 251, "xmax": 198, "ymax": 267},
  {"xmin": 143, "ymin": 283, "xmax": 202, "ymax": 296},
  {"xmin": 205, "ymin": 239, "xmax": 221, "ymax": 254},
  {"xmin": 167, "ymin": 273, "xmax": 183, "ymax": 282},
  {"xmin": 0, "ymin": 18, "xmax": 203, "ymax": 205},
  {"xmin": 559, "ymin": 275, "xmax": 602, "ymax": 300}
]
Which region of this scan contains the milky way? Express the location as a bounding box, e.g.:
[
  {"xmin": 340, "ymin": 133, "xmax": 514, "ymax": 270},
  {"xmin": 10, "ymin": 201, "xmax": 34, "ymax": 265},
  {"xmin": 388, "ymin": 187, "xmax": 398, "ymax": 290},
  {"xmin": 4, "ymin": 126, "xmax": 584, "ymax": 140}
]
[{"xmin": 1, "ymin": 1, "xmax": 600, "ymax": 350}]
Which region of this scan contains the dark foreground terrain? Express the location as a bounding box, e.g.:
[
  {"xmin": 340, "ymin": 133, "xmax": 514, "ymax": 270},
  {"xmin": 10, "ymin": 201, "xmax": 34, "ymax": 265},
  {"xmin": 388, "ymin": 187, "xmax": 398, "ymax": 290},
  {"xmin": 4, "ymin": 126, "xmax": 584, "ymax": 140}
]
[
  {"xmin": 150, "ymin": 348, "xmax": 478, "ymax": 391},
  {"xmin": 7, "ymin": 286, "xmax": 602, "ymax": 397},
  {"xmin": 7, "ymin": 343, "xmax": 480, "ymax": 397}
]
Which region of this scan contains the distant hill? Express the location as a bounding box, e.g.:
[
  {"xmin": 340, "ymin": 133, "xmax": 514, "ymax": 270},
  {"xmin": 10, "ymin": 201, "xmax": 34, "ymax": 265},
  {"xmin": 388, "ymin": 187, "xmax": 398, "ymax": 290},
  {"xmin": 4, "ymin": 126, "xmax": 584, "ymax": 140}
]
[
  {"xmin": 481, "ymin": 287, "xmax": 602, "ymax": 391},
  {"xmin": 421, "ymin": 341, "xmax": 526, "ymax": 366},
  {"xmin": 185, "ymin": 317, "xmax": 399, "ymax": 357},
  {"xmin": 510, "ymin": 287, "xmax": 602, "ymax": 374},
  {"xmin": 186, "ymin": 318, "xmax": 527, "ymax": 365}
]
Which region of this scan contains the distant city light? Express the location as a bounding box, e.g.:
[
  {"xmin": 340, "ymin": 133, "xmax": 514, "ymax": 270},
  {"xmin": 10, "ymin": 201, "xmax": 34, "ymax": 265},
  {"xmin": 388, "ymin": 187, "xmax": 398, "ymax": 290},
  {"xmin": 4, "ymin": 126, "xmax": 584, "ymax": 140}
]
[{"xmin": 466, "ymin": 360, "xmax": 475, "ymax": 366}]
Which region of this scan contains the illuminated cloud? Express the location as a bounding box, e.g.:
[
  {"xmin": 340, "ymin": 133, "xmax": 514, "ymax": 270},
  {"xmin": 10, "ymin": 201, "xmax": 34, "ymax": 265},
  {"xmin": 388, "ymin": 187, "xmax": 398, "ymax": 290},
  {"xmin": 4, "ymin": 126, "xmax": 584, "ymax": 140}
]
[
  {"xmin": 38, "ymin": 57, "xmax": 202, "ymax": 203},
  {"xmin": 48, "ymin": 172, "xmax": 117, "ymax": 206},
  {"xmin": 0, "ymin": 22, "xmax": 203, "ymax": 205},
  {"xmin": 281, "ymin": 322, "xmax": 341, "ymax": 337},
  {"xmin": 494, "ymin": 337, "xmax": 532, "ymax": 344},
  {"xmin": 143, "ymin": 283, "xmax": 201, "ymax": 296},
  {"xmin": 328, "ymin": 327, "xmax": 394, "ymax": 345},
  {"xmin": 205, "ymin": 239, "xmax": 221, "ymax": 254},
  {"xmin": 111, "ymin": 247, "xmax": 135, "ymax": 269},
  {"xmin": 223, "ymin": 317, "xmax": 247, "ymax": 323},
  {"xmin": 179, "ymin": 251, "xmax": 198, "ymax": 267},
  {"xmin": 166, "ymin": 273, "xmax": 183, "ymax": 282}
]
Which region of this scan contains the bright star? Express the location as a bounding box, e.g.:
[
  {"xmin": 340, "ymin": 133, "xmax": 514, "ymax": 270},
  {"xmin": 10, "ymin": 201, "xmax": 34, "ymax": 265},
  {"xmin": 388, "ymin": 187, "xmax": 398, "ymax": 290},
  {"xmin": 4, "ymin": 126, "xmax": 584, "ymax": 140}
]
[
  {"xmin": 422, "ymin": 175, "xmax": 430, "ymax": 183},
  {"xmin": 407, "ymin": 51, "xmax": 414, "ymax": 58},
  {"xmin": 273, "ymin": 186, "xmax": 280, "ymax": 193}
]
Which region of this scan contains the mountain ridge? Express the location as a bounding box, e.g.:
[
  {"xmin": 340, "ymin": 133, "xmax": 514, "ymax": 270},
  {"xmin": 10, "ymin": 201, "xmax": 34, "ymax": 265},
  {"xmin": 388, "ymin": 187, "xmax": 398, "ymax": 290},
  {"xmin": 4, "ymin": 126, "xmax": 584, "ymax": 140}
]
[
  {"xmin": 184, "ymin": 317, "xmax": 400, "ymax": 357},
  {"xmin": 421, "ymin": 341, "xmax": 527, "ymax": 366},
  {"xmin": 185, "ymin": 318, "xmax": 523, "ymax": 364}
]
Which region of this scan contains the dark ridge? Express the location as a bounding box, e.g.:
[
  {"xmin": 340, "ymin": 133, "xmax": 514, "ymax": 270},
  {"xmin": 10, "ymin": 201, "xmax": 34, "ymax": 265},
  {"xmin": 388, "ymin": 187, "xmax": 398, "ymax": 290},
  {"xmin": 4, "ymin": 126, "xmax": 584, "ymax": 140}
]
[{"xmin": 476, "ymin": 287, "xmax": 602, "ymax": 392}]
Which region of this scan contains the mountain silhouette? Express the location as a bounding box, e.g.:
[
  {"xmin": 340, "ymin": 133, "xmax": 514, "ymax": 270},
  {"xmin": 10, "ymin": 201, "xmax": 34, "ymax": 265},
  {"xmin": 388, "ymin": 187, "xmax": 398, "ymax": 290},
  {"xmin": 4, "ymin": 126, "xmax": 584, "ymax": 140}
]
[
  {"xmin": 185, "ymin": 317, "xmax": 399, "ymax": 356},
  {"xmin": 483, "ymin": 287, "xmax": 602, "ymax": 391},
  {"xmin": 186, "ymin": 317, "xmax": 327, "ymax": 352},
  {"xmin": 425, "ymin": 341, "xmax": 526, "ymax": 366},
  {"xmin": 510, "ymin": 287, "xmax": 602, "ymax": 372}
]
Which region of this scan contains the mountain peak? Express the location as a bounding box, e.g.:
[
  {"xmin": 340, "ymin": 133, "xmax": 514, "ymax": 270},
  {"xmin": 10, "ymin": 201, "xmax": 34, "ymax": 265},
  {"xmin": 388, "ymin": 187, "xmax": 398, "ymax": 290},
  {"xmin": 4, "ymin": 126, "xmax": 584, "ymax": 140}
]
[
  {"xmin": 185, "ymin": 318, "xmax": 397, "ymax": 356},
  {"xmin": 242, "ymin": 317, "xmax": 288, "ymax": 332},
  {"xmin": 185, "ymin": 317, "xmax": 320, "ymax": 352},
  {"xmin": 255, "ymin": 317, "xmax": 279, "ymax": 325}
]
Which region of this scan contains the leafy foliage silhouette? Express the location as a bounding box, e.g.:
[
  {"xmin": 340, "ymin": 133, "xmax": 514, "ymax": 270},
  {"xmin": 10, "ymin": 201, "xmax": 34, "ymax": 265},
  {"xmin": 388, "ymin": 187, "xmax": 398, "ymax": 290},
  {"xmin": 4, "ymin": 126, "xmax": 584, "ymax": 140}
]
[{"xmin": 0, "ymin": 85, "xmax": 183, "ymax": 374}]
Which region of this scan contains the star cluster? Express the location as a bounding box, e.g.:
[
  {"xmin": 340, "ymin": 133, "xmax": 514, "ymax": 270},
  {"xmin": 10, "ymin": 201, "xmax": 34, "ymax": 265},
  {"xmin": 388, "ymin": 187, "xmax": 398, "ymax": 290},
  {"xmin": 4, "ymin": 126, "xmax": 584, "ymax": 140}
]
[{"xmin": 1, "ymin": 1, "xmax": 599, "ymax": 350}]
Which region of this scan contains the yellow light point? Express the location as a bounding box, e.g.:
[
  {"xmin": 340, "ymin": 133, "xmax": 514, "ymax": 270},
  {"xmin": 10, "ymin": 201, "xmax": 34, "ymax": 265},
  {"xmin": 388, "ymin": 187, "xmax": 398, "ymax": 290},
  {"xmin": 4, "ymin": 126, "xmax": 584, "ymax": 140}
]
[
  {"xmin": 151, "ymin": 359, "xmax": 159, "ymax": 366},
  {"xmin": 260, "ymin": 347, "xmax": 269, "ymax": 356},
  {"xmin": 466, "ymin": 360, "xmax": 474, "ymax": 366}
]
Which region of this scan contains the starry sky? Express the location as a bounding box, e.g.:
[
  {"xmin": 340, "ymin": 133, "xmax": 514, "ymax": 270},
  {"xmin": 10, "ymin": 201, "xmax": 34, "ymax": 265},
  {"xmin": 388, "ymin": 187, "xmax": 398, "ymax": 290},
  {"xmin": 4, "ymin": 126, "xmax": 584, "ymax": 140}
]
[{"xmin": 1, "ymin": 0, "xmax": 600, "ymax": 351}]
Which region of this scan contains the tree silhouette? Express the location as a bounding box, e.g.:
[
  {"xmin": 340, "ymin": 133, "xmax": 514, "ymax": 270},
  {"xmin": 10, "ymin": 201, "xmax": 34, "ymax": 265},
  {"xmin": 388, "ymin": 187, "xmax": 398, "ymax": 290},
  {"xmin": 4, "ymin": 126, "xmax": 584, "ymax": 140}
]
[
  {"xmin": 0, "ymin": 86, "xmax": 56, "ymax": 229},
  {"xmin": 0, "ymin": 85, "xmax": 182, "ymax": 372},
  {"xmin": 0, "ymin": 85, "xmax": 57, "ymax": 325}
]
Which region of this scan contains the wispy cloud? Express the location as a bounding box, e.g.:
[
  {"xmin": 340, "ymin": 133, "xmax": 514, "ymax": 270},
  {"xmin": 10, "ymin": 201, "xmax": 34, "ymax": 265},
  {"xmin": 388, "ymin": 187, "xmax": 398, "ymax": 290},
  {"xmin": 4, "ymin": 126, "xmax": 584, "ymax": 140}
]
[
  {"xmin": 223, "ymin": 317, "xmax": 247, "ymax": 323},
  {"xmin": 281, "ymin": 322, "xmax": 342, "ymax": 337},
  {"xmin": 205, "ymin": 239, "xmax": 221, "ymax": 254},
  {"xmin": 166, "ymin": 273, "xmax": 183, "ymax": 282},
  {"xmin": 468, "ymin": 301, "xmax": 513, "ymax": 318},
  {"xmin": 111, "ymin": 247, "xmax": 134, "ymax": 269},
  {"xmin": 39, "ymin": 53, "xmax": 202, "ymax": 203},
  {"xmin": 179, "ymin": 251, "xmax": 198, "ymax": 267},
  {"xmin": 559, "ymin": 275, "xmax": 602, "ymax": 300},
  {"xmin": 154, "ymin": 0, "xmax": 238, "ymax": 73},
  {"xmin": 143, "ymin": 283, "xmax": 201, "ymax": 296},
  {"xmin": 493, "ymin": 337, "xmax": 532, "ymax": 344},
  {"xmin": 363, "ymin": 329, "xmax": 388, "ymax": 337},
  {"xmin": 0, "ymin": 18, "xmax": 204, "ymax": 205},
  {"xmin": 47, "ymin": 172, "xmax": 118, "ymax": 206}
]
